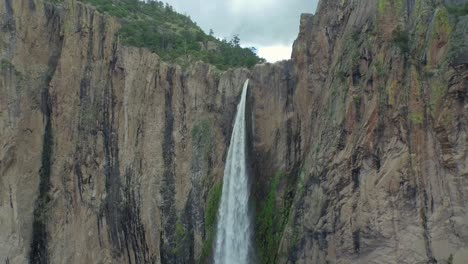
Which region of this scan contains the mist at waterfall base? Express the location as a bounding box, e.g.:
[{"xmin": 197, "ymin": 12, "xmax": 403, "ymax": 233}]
[{"xmin": 214, "ymin": 80, "xmax": 254, "ymax": 264}]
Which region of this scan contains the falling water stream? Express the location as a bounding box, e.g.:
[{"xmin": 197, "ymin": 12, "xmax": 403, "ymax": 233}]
[{"xmin": 214, "ymin": 79, "xmax": 253, "ymax": 264}]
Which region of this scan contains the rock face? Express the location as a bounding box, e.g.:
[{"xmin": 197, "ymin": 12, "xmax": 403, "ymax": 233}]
[
  {"xmin": 0, "ymin": 1, "xmax": 248, "ymax": 263},
  {"xmin": 275, "ymin": 0, "xmax": 468, "ymax": 263},
  {"xmin": 0, "ymin": 0, "xmax": 467, "ymax": 264}
]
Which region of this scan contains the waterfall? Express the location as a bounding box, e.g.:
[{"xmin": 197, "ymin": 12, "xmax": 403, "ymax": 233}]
[{"xmin": 214, "ymin": 79, "xmax": 253, "ymax": 264}]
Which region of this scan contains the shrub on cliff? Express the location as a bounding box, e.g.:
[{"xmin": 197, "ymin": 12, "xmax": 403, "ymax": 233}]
[
  {"xmin": 446, "ymin": 3, "xmax": 468, "ymax": 16},
  {"xmin": 64, "ymin": 0, "xmax": 265, "ymax": 69}
]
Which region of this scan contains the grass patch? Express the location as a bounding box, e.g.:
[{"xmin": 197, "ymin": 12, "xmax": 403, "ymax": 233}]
[
  {"xmin": 378, "ymin": 0, "xmax": 386, "ymax": 15},
  {"xmin": 410, "ymin": 112, "xmax": 424, "ymax": 125},
  {"xmin": 172, "ymin": 221, "xmax": 187, "ymax": 255},
  {"xmin": 200, "ymin": 182, "xmax": 223, "ymax": 261},
  {"xmin": 255, "ymin": 172, "xmax": 292, "ymax": 264},
  {"xmin": 431, "ymin": 7, "xmax": 452, "ymax": 51}
]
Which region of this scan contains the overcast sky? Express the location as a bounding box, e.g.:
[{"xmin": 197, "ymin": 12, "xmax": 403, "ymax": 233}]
[{"xmin": 163, "ymin": 0, "xmax": 318, "ymax": 62}]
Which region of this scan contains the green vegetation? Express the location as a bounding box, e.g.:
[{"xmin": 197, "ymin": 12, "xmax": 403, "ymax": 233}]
[
  {"xmin": 395, "ymin": 0, "xmax": 404, "ymax": 12},
  {"xmin": 256, "ymin": 173, "xmax": 280, "ymax": 263},
  {"xmin": 192, "ymin": 120, "xmax": 218, "ymax": 261},
  {"xmin": 447, "ymin": 28, "xmax": 466, "ymax": 64},
  {"xmin": 353, "ymin": 95, "xmax": 362, "ymax": 104},
  {"xmin": 378, "ymin": 0, "xmax": 386, "ymax": 15},
  {"xmin": 430, "ymin": 81, "xmax": 447, "ymax": 116},
  {"xmin": 74, "ymin": 0, "xmax": 265, "ymax": 70},
  {"xmin": 378, "ymin": 0, "xmax": 404, "ymax": 16},
  {"xmin": 256, "ymin": 172, "xmax": 291, "ymax": 264},
  {"xmin": 0, "ymin": 58, "xmax": 11, "ymax": 70},
  {"xmin": 448, "ymin": 254, "xmax": 454, "ymax": 264},
  {"xmin": 431, "ymin": 7, "xmax": 452, "ymax": 53},
  {"xmin": 377, "ymin": 84, "xmax": 388, "ymax": 114},
  {"xmin": 446, "ymin": 3, "xmax": 468, "ymax": 16},
  {"xmin": 410, "ymin": 112, "xmax": 424, "ymax": 125},
  {"xmin": 0, "ymin": 58, "xmax": 22, "ymax": 77},
  {"xmin": 200, "ymin": 183, "xmax": 223, "ymax": 261},
  {"xmin": 392, "ymin": 27, "xmax": 410, "ymax": 55},
  {"xmin": 192, "ymin": 119, "xmax": 213, "ymax": 158},
  {"xmin": 336, "ymin": 70, "xmax": 347, "ymax": 82},
  {"xmin": 192, "ymin": 120, "xmax": 212, "ymax": 145},
  {"xmin": 79, "ymin": 104, "xmax": 98, "ymax": 131},
  {"xmin": 339, "ymin": 29, "xmax": 361, "ymax": 75},
  {"xmin": 204, "ymin": 183, "xmax": 222, "ymax": 240},
  {"xmin": 413, "ymin": 0, "xmax": 434, "ymax": 60},
  {"xmin": 428, "ymin": 7, "xmax": 452, "ymax": 66},
  {"xmin": 173, "ymin": 221, "xmax": 187, "ymax": 255},
  {"xmin": 446, "ymin": 6, "xmax": 468, "ymax": 64},
  {"xmin": 297, "ymin": 167, "xmax": 306, "ymax": 197},
  {"xmin": 434, "ymin": 7, "xmax": 452, "ymax": 33},
  {"xmin": 373, "ymin": 59, "xmax": 386, "ymax": 79}
]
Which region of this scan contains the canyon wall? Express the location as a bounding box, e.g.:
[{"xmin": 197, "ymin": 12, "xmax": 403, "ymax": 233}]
[
  {"xmin": 274, "ymin": 0, "xmax": 468, "ymax": 263},
  {"xmin": 0, "ymin": 0, "xmax": 467, "ymax": 263},
  {"xmin": 0, "ymin": 1, "xmax": 250, "ymax": 262}
]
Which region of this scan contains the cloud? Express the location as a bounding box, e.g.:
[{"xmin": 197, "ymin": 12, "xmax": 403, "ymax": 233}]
[
  {"xmin": 164, "ymin": 0, "xmax": 318, "ymax": 51},
  {"xmin": 257, "ymin": 45, "xmax": 292, "ymax": 62}
]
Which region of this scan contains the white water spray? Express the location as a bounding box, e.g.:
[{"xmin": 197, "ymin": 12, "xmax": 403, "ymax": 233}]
[{"xmin": 214, "ymin": 80, "xmax": 253, "ymax": 264}]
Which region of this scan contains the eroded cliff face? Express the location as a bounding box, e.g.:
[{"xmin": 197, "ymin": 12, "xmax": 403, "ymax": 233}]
[
  {"xmin": 272, "ymin": 0, "xmax": 468, "ymax": 263},
  {"xmin": 1, "ymin": 0, "xmax": 468, "ymax": 263},
  {"xmin": 0, "ymin": 1, "xmax": 250, "ymax": 263}
]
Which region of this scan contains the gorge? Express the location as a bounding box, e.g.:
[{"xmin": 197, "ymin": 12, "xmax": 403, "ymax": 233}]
[{"xmin": 1, "ymin": 0, "xmax": 468, "ymax": 263}]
